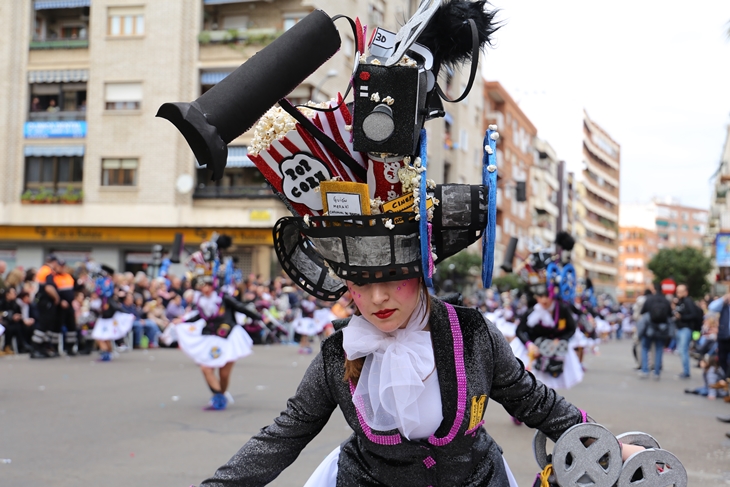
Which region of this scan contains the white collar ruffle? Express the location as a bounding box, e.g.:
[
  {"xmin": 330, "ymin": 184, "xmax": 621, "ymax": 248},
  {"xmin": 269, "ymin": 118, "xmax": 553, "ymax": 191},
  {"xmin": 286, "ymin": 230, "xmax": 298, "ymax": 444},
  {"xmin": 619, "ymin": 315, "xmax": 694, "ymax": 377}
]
[{"xmin": 341, "ymin": 295, "xmax": 440, "ymax": 439}]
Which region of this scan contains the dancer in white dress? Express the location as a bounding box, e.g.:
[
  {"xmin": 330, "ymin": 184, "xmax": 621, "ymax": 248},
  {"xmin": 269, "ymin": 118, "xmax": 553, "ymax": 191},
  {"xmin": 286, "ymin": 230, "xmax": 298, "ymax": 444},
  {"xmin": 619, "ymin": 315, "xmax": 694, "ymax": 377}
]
[{"xmin": 177, "ymin": 277, "xmax": 261, "ymax": 410}]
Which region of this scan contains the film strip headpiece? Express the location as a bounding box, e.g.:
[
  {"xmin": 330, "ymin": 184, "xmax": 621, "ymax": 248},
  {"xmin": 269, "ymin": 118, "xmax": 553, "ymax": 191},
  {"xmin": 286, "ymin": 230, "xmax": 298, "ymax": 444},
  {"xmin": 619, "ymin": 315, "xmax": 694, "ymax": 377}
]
[{"xmin": 158, "ymin": 1, "xmax": 501, "ymax": 300}]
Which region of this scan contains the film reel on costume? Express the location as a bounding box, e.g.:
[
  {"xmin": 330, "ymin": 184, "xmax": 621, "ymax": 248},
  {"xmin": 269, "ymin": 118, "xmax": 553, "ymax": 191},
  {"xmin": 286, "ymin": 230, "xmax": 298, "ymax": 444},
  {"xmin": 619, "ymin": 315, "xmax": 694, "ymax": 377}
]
[
  {"xmin": 616, "ymin": 432, "xmax": 661, "ymax": 450},
  {"xmin": 552, "ymin": 423, "xmax": 623, "ymax": 487},
  {"xmin": 535, "ymin": 337, "xmax": 570, "ymax": 358},
  {"xmin": 534, "ymin": 426, "xmax": 687, "ymax": 487},
  {"xmin": 617, "ymin": 449, "xmax": 687, "ymax": 487}
]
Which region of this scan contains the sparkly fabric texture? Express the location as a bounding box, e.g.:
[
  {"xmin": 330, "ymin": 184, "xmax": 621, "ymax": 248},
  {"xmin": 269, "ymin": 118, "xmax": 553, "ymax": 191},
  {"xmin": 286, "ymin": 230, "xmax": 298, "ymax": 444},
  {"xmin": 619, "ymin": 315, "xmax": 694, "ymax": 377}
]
[{"xmin": 200, "ymin": 298, "xmax": 584, "ymax": 486}]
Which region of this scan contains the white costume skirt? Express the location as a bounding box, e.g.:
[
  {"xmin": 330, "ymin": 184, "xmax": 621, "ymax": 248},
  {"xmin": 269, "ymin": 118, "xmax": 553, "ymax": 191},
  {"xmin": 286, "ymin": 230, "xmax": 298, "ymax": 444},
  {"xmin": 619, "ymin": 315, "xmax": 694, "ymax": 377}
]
[
  {"xmin": 569, "ymin": 329, "xmax": 594, "ymax": 349},
  {"xmin": 0, "ymin": 323, "xmax": 5, "ymax": 337},
  {"xmin": 303, "ymin": 446, "xmax": 519, "ymax": 487},
  {"xmin": 510, "ymin": 338, "xmax": 584, "ymax": 390},
  {"xmin": 293, "ymin": 317, "xmax": 321, "ymax": 337},
  {"xmin": 91, "ymin": 312, "xmax": 135, "ymax": 341},
  {"xmin": 594, "ymin": 318, "xmax": 612, "ymax": 336},
  {"xmin": 176, "ymin": 319, "xmax": 253, "ymax": 368}
]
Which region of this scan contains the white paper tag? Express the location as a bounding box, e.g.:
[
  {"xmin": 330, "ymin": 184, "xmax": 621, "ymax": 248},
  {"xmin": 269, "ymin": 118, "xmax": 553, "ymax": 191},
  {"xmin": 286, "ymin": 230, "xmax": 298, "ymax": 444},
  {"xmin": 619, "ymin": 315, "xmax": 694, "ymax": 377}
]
[{"xmin": 326, "ymin": 192, "xmax": 363, "ymax": 216}]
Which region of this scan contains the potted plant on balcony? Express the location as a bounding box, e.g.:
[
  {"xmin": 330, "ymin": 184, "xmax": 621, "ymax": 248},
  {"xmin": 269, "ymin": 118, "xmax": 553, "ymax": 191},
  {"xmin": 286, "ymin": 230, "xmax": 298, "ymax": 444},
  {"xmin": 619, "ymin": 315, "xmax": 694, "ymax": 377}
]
[
  {"xmin": 35, "ymin": 187, "xmax": 57, "ymax": 204},
  {"xmin": 21, "ymin": 190, "xmax": 33, "ymax": 204},
  {"xmin": 60, "ymin": 186, "xmax": 83, "ymax": 204}
]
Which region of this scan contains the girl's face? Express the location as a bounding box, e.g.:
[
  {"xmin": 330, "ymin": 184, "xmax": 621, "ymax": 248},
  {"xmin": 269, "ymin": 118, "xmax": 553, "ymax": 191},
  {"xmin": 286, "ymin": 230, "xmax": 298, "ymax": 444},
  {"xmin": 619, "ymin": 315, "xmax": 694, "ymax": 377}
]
[
  {"xmin": 346, "ymin": 278, "xmax": 421, "ymax": 333},
  {"xmin": 536, "ymin": 295, "xmax": 553, "ymax": 309}
]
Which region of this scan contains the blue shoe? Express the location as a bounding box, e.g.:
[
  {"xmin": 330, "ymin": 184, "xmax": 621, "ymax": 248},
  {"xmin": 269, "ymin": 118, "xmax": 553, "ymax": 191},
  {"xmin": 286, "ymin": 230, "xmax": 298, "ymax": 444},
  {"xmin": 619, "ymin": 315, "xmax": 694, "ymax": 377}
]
[
  {"xmin": 97, "ymin": 351, "xmax": 112, "ymax": 362},
  {"xmin": 204, "ymin": 393, "xmax": 227, "ymax": 411}
]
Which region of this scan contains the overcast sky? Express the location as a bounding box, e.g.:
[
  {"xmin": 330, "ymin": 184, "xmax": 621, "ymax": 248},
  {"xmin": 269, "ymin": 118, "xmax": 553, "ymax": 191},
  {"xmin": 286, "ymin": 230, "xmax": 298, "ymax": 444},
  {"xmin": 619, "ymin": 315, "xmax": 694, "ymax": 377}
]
[{"xmin": 481, "ymin": 0, "xmax": 730, "ymax": 210}]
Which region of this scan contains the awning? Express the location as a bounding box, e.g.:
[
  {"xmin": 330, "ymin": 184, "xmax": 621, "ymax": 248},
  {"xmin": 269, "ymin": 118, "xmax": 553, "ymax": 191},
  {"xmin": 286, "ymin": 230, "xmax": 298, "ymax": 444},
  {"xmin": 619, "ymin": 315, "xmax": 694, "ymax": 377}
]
[
  {"xmin": 196, "ymin": 146, "xmax": 253, "ymax": 168},
  {"xmin": 200, "ymin": 71, "xmax": 232, "ymax": 85},
  {"xmin": 204, "ymin": 0, "xmax": 258, "ymax": 4},
  {"xmin": 24, "ymin": 145, "xmax": 85, "ymax": 157},
  {"xmin": 29, "ymin": 69, "xmax": 89, "ymax": 84},
  {"xmin": 34, "ymin": 0, "xmax": 91, "ymax": 10}
]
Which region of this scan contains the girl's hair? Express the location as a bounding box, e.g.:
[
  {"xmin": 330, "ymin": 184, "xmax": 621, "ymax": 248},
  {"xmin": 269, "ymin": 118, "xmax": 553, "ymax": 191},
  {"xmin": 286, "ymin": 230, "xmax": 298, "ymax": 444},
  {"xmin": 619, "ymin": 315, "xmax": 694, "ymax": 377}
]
[{"xmin": 343, "ymin": 279, "xmax": 430, "ymax": 384}]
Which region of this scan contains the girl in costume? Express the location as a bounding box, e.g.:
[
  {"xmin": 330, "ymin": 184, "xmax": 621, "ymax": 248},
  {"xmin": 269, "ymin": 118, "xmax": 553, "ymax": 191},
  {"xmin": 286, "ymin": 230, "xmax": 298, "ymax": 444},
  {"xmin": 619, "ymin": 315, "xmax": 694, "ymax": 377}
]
[
  {"xmin": 176, "ymin": 276, "xmax": 262, "ymax": 411},
  {"xmin": 159, "ymin": 1, "xmax": 646, "ymax": 484},
  {"xmin": 512, "ymin": 232, "xmax": 585, "ymax": 390},
  {"xmin": 91, "ymin": 290, "xmax": 134, "ymax": 362}
]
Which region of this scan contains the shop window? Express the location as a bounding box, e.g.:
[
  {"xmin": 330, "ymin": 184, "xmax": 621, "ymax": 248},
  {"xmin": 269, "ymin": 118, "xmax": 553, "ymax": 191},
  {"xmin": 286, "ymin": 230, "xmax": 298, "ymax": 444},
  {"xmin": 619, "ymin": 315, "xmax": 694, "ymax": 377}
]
[
  {"xmin": 102, "ymin": 158, "xmax": 138, "ymax": 186},
  {"xmin": 105, "ymin": 82, "xmax": 142, "ymax": 110},
  {"xmin": 108, "ymin": 6, "xmax": 145, "ymax": 36},
  {"xmin": 25, "ymin": 156, "xmax": 83, "ymax": 192}
]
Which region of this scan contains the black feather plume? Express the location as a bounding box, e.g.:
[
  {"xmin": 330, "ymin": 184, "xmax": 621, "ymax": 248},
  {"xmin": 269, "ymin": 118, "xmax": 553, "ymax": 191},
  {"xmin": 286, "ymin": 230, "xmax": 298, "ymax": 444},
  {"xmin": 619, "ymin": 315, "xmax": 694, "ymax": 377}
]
[
  {"xmin": 416, "ymin": 0, "xmax": 500, "ymax": 68},
  {"xmin": 555, "ymin": 231, "xmax": 575, "ymax": 251},
  {"xmin": 215, "ymin": 234, "xmax": 233, "ymax": 250}
]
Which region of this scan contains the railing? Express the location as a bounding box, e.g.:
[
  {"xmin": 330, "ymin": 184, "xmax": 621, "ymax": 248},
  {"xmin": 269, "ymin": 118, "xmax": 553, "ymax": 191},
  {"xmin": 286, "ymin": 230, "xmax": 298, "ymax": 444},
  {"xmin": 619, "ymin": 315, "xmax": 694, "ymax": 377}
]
[
  {"xmin": 30, "ymin": 39, "xmax": 89, "ymax": 50},
  {"xmin": 21, "ymin": 188, "xmax": 83, "ymax": 205},
  {"xmin": 198, "ymin": 28, "xmax": 281, "ymax": 46},
  {"xmin": 193, "ymin": 185, "xmax": 275, "ymax": 199},
  {"xmin": 28, "ymin": 111, "xmax": 86, "ymax": 122}
]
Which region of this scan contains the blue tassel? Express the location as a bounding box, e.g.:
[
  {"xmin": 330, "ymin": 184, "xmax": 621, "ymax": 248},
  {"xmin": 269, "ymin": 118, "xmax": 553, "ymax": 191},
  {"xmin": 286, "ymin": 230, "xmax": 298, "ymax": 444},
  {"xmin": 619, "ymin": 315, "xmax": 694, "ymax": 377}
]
[
  {"xmin": 417, "ymin": 129, "xmax": 433, "ymax": 288},
  {"xmin": 482, "ymin": 129, "xmax": 498, "ymax": 288}
]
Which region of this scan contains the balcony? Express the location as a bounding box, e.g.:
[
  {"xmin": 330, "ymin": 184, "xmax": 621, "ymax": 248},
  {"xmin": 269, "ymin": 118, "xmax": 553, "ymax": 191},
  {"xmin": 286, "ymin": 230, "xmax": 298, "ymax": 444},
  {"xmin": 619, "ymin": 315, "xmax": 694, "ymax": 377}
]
[
  {"xmin": 21, "ymin": 187, "xmax": 83, "ymax": 205},
  {"xmin": 198, "ymin": 27, "xmax": 281, "ymax": 46},
  {"xmin": 30, "ymin": 38, "xmax": 89, "ymax": 50},
  {"xmin": 28, "ymin": 110, "xmax": 86, "ymax": 122},
  {"xmin": 32, "ymin": 3, "xmax": 90, "ymax": 50}
]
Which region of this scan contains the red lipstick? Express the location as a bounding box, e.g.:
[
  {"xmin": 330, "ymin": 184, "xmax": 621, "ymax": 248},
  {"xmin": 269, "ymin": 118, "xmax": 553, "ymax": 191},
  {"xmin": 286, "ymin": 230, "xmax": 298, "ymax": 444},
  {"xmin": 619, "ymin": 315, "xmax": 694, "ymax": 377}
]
[{"xmin": 374, "ymin": 309, "xmax": 396, "ymax": 319}]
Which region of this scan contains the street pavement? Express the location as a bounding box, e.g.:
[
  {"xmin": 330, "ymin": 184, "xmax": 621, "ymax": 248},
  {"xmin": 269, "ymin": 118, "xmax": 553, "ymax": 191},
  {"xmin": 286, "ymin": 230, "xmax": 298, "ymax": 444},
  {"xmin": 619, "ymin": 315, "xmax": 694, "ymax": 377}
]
[{"xmin": 2, "ymin": 339, "xmax": 730, "ymax": 486}]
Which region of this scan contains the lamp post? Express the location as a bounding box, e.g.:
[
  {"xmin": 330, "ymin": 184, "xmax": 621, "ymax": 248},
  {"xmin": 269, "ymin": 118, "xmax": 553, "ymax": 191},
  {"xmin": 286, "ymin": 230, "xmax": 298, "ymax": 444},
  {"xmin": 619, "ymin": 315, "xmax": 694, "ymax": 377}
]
[{"xmin": 312, "ymin": 69, "xmax": 339, "ymax": 103}]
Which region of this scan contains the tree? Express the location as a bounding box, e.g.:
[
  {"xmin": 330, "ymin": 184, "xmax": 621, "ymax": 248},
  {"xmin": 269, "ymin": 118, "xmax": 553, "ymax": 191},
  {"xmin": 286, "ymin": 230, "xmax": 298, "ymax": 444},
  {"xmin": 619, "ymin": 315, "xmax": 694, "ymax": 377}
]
[
  {"xmin": 647, "ymin": 247, "xmax": 712, "ymax": 299},
  {"xmin": 491, "ymin": 274, "xmax": 526, "ymax": 293},
  {"xmin": 434, "ymin": 252, "xmax": 482, "ymax": 293}
]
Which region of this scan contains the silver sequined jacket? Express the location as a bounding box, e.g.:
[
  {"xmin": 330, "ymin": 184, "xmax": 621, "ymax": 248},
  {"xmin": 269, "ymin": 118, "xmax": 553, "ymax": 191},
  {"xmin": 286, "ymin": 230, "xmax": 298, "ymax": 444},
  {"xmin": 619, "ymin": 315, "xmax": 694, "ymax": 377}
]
[{"xmin": 200, "ymin": 298, "xmax": 584, "ymax": 486}]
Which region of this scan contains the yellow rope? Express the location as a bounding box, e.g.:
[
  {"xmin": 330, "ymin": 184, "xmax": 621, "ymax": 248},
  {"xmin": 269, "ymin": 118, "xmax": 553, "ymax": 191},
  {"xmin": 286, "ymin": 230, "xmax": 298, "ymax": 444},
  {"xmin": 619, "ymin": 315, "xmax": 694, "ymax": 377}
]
[{"xmin": 540, "ymin": 463, "xmax": 554, "ymax": 487}]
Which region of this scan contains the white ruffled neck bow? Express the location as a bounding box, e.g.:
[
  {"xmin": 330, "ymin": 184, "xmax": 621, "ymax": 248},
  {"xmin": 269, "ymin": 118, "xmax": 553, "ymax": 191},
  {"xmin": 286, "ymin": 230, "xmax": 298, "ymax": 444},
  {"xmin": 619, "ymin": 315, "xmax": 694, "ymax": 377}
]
[{"xmin": 341, "ymin": 294, "xmax": 437, "ymax": 439}]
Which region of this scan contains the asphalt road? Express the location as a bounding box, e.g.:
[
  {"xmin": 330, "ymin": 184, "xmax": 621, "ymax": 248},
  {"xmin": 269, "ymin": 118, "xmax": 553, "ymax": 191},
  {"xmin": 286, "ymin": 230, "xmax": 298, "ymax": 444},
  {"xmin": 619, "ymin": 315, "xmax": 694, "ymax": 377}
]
[{"xmin": 1, "ymin": 339, "xmax": 729, "ymax": 486}]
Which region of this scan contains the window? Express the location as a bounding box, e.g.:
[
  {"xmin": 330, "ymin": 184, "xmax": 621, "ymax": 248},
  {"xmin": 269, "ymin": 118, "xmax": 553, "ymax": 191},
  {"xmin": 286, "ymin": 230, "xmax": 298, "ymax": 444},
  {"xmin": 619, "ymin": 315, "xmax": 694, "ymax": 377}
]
[
  {"xmin": 681, "ymin": 224, "xmax": 688, "ymax": 231},
  {"xmin": 105, "ymin": 82, "xmax": 142, "ymax": 110},
  {"xmin": 29, "ymin": 82, "xmax": 87, "ymax": 121},
  {"xmin": 102, "ymin": 158, "xmax": 138, "ymax": 186},
  {"xmin": 25, "ymin": 156, "xmax": 83, "ymax": 192},
  {"xmin": 283, "ymin": 12, "xmax": 308, "ymax": 31},
  {"xmin": 108, "ymin": 6, "xmax": 144, "ymax": 37},
  {"xmin": 368, "ymin": 1, "xmax": 384, "ymax": 26}
]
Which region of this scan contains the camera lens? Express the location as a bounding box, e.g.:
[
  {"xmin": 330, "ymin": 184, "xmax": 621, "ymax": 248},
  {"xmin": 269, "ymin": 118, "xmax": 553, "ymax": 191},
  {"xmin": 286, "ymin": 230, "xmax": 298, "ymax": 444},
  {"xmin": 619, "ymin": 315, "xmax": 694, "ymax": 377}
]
[{"xmin": 362, "ymin": 104, "xmax": 395, "ymax": 143}]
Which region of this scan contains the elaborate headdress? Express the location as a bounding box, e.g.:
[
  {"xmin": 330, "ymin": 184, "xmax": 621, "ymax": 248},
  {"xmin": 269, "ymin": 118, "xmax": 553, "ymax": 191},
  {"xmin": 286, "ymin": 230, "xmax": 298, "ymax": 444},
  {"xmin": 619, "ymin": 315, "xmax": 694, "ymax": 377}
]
[
  {"xmin": 514, "ymin": 231, "xmax": 577, "ymax": 301},
  {"xmin": 159, "ymin": 1, "xmax": 501, "ymax": 300}
]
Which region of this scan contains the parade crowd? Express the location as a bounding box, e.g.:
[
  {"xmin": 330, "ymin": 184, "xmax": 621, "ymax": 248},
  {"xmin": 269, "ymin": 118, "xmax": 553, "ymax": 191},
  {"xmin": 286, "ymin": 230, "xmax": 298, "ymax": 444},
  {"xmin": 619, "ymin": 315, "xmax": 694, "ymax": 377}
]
[{"xmin": 0, "ymin": 256, "xmax": 350, "ymax": 360}]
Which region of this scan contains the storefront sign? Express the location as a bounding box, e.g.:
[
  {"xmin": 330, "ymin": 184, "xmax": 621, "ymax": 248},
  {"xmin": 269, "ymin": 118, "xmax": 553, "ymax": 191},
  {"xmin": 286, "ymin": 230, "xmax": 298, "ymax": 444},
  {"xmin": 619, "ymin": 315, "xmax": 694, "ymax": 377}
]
[
  {"xmin": 24, "ymin": 121, "xmax": 87, "ymax": 139},
  {"xmin": 0, "ymin": 226, "xmax": 273, "ymax": 246},
  {"xmin": 249, "ymin": 210, "xmax": 272, "ymax": 222},
  {"xmin": 717, "ymin": 233, "xmax": 730, "ymax": 267}
]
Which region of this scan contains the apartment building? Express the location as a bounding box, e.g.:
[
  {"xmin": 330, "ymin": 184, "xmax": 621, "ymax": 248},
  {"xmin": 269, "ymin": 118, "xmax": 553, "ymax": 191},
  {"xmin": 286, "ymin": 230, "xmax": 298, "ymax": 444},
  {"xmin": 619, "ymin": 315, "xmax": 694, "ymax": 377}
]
[
  {"xmin": 616, "ymin": 226, "xmax": 658, "ymax": 302},
  {"xmin": 620, "ymin": 199, "xmax": 707, "ymax": 250},
  {"xmin": 0, "ymin": 0, "xmax": 480, "ymax": 277},
  {"xmin": 484, "ymin": 81, "xmax": 536, "ymax": 271},
  {"xmin": 574, "ymin": 111, "xmax": 620, "ymax": 296},
  {"xmin": 530, "ymin": 137, "xmax": 560, "ymax": 248}
]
